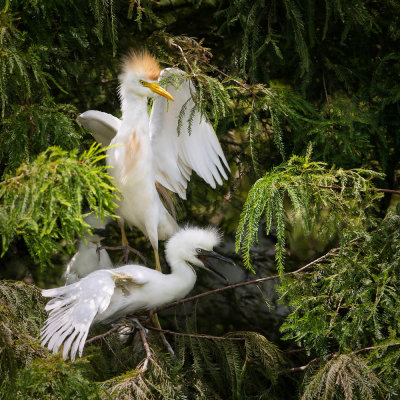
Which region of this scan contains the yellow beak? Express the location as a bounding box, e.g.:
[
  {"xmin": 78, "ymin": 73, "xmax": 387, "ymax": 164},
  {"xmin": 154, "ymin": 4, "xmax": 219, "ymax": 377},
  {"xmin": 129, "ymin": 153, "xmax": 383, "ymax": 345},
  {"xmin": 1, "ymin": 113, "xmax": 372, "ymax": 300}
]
[{"xmin": 141, "ymin": 81, "xmax": 174, "ymax": 101}]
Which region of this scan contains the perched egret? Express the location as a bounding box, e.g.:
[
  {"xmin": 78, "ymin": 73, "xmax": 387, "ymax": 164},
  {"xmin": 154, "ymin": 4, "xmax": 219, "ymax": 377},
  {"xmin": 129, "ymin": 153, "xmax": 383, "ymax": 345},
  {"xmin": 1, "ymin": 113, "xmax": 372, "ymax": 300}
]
[
  {"xmin": 63, "ymin": 214, "xmax": 112, "ymax": 284},
  {"xmin": 78, "ymin": 50, "xmax": 229, "ymax": 271},
  {"xmin": 41, "ymin": 226, "xmax": 233, "ymax": 361}
]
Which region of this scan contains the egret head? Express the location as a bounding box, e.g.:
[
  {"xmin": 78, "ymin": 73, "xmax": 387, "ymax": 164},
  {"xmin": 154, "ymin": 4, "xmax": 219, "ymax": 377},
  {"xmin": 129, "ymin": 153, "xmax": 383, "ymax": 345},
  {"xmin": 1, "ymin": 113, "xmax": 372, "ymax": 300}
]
[
  {"xmin": 166, "ymin": 227, "xmax": 234, "ymax": 281},
  {"xmin": 119, "ymin": 50, "xmax": 174, "ymax": 101}
]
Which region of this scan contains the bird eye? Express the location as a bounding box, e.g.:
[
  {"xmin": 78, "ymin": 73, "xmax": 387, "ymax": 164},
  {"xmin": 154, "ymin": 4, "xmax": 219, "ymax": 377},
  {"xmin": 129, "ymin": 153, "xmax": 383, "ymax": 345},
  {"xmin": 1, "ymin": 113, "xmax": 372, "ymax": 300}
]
[
  {"xmin": 196, "ymin": 248, "xmax": 202, "ymax": 254},
  {"xmin": 139, "ymin": 80, "xmax": 145, "ymax": 85}
]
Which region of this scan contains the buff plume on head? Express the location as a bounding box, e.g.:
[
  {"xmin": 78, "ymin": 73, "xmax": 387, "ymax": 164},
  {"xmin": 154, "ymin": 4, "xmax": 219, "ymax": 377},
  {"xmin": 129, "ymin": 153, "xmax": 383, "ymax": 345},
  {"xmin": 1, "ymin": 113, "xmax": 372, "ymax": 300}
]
[{"xmin": 122, "ymin": 49, "xmax": 161, "ymax": 81}]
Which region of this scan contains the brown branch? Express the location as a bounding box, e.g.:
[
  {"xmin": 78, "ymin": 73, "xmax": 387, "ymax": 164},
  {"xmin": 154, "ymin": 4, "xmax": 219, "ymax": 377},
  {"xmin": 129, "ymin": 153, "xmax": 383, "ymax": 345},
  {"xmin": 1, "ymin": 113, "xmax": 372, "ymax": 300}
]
[
  {"xmin": 137, "ymin": 320, "xmax": 152, "ymax": 377},
  {"xmin": 352, "ymin": 342, "xmax": 400, "ymax": 355},
  {"xmin": 86, "ymin": 325, "xmax": 120, "ymax": 344},
  {"xmin": 145, "ymin": 325, "xmax": 245, "ymax": 341},
  {"xmin": 284, "ymin": 342, "xmax": 400, "ymax": 374},
  {"xmin": 170, "ymin": 42, "xmax": 195, "ymax": 75},
  {"xmin": 284, "ymin": 356, "xmax": 320, "ymax": 373},
  {"xmin": 155, "ymin": 245, "xmax": 344, "ymax": 313}
]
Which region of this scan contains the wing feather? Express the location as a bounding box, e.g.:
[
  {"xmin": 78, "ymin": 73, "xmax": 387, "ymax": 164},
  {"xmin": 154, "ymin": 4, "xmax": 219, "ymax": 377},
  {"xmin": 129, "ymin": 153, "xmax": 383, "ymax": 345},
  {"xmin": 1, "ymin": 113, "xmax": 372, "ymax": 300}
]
[
  {"xmin": 149, "ymin": 68, "xmax": 229, "ymax": 199},
  {"xmin": 41, "ymin": 270, "xmax": 116, "ymax": 361},
  {"xmin": 77, "ymin": 110, "xmax": 121, "ymax": 147}
]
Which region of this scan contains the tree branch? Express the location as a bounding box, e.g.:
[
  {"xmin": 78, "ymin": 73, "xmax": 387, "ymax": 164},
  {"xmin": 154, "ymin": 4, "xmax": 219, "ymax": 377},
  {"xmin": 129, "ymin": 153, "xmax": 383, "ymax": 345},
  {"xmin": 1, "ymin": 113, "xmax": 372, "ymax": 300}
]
[
  {"xmin": 86, "ymin": 325, "xmax": 120, "ymax": 344},
  {"xmin": 155, "ymin": 245, "xmax": 344, "ymax": 313},
  {"xmin": 145, "ymin": 325, "xmax": 245, "ymax": 341},
  {"xmin": 170, "ymin": 42, "xmax": 195, "ymax": 75}
]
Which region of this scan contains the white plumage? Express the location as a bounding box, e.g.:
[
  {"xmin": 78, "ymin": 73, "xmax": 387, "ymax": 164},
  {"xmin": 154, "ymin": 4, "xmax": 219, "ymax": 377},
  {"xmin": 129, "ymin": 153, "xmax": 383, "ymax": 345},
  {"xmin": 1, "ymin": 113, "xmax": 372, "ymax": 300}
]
[
  {"xmin": 77, "ymin": 51, "xmax": 229, "ymax": 269},
  {"xmin": 62, "ymin": 214, "xmax": 112, "ymax": 284},
  {"xmin": 41, "ymin": 227, "xmax": 231, "ymax": 361}
]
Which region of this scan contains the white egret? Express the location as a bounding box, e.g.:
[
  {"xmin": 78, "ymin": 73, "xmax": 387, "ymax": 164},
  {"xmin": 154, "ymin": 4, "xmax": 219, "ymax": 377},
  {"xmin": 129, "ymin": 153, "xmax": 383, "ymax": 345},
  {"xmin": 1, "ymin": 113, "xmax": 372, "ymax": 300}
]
[
  {"xmin": 40, "ymin": 226, "xmax": 233, "ymax": 361},
  {"xmin": 63, "ymin": 214, "xmax": 112, "ymax": 284},
  {"xmin": 77, "ymin": 50, "xmax": 229, "ymax": 271}
]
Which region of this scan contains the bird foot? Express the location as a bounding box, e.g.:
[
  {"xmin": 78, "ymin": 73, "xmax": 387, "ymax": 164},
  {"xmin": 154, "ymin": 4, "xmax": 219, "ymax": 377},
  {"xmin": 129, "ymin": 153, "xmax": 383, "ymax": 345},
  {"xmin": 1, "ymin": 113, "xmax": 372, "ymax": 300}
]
[
  {"xmin": 98, "ymin": 244, "xmax": 148, "ymax": 265},
  {"xmin": 110, "ymin": 316, "xmax": 149, "ymax": 337}
]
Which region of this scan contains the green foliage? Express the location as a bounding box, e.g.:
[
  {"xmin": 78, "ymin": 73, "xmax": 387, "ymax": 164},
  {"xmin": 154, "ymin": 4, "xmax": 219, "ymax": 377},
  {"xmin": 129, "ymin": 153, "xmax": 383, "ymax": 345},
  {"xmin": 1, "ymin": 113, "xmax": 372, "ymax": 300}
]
[
  {"xmin": 0, "ymin": 281, "xmax": 47, "ymax": 379},
  {"xmin": 0, "ymin": 103, "xmax": 82, "ymax": 173},
  {"xmin": 0, "ymin": 144, "xmax": 117, "ymax": 267},
  {"xmin": 1, "ymin": 357, "xmax": 101, "ymax": 400},
  {"xmin": 101, "ymin": 328, "xmax": 282, "ymax": 400},
  {"xmin": 0, "ymin": 0, "xmax": 400, "ymax": 398},
  {"xmin": 302, "ymin": 354, "xmax": 383, "ymax": 400},
  {"xmin": 236, "ymin": 150, "xmax": 383, "ymax": 274},
  {"xmin": 280, "ymin": 211, "xmax": 400, "ymax": 395}
]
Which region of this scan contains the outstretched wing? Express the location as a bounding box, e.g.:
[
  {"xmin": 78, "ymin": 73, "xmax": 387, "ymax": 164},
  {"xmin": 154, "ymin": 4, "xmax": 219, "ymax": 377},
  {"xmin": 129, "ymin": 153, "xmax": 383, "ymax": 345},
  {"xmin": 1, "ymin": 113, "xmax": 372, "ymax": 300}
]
[
  {"xmin": 77, "ymin": 110, "xmax": 120, "ymax": 146},
  {"xmin": 41, "ymin": 270, "xmax": 116, "ymax": 361},
  {"xmin": 149, "ymin": 68, "xmax": 229, "ymax": 200}
]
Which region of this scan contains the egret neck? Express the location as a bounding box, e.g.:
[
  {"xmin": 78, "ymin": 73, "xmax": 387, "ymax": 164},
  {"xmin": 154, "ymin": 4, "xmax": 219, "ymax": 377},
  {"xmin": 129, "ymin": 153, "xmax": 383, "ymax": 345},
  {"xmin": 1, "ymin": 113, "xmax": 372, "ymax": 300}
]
[{"xmin": 120, "ymin": 93, "xmax": 149, "ymax": 135}]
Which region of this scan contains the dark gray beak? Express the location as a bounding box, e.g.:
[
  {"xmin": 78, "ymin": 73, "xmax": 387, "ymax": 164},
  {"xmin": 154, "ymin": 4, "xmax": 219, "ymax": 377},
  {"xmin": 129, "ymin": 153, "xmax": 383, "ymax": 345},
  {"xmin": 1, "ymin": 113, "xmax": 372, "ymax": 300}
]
[{"xmin": 197, "ymin": 250, "xmax": 235, "ymax": 283}]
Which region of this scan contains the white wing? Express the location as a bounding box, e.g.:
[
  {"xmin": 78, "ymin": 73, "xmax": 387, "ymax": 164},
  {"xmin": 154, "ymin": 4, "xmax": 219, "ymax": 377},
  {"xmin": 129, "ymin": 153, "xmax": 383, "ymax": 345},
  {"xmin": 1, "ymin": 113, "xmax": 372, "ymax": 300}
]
[
  {"xmin": 41, "ymin": 270, "xmax": 116, "ymax": 361},
  {"xmin": 149, "ymin": 68, "xmax": 229, "ymax": 200},
  {"xmin": 77, "ymin": 110, "xmax": 121, "ymax": 146}
]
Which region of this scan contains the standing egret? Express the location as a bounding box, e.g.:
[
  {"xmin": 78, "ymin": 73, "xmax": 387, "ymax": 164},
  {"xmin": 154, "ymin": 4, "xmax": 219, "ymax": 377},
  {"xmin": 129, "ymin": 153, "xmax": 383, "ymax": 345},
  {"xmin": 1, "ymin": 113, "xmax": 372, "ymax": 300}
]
[
  {"xmin": 77, "ymin": 50, "xmax": 229, "ymax": 271},
  {"xmin": 63, "ymin": 214, "xmax": 112, "ymax": 284},
  {"xmin": 40, "ymin": 226, "xmax": 233, "ymax": 361}
]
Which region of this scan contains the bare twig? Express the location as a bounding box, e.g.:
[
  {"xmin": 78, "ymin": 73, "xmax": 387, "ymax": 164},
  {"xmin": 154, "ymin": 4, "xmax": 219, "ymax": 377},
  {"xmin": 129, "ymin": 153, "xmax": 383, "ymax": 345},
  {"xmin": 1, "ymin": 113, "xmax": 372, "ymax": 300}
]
[
  {"xmin": 155, "ymin": 244, "xmax": 346, "ymax": 313},
  {"xmin": 352, "ymin": 342, "xmax": 400, "ymax": 355},
  {"xmin": 284, "ymin": 342, "xmax": 400, "ymax": 374},
  {"xmin": 145, "ymin": 325, "xmax": 245, "ymax": 341},
  {"xmin": 171, "ymin": 42, "xmax": 195, "ymax": 75},
  {"xmin": 322, "ymin": 72, "xmax": 330, "ymax": 105},
  {"xmin": 86, "ymin": 325, "xmax": 120, "ymax": 344},
  {"xmin": 285, "ymin": 356, "xmax": 320, "ymax": 373},
  {"xmin": 137, "ymin": 320, "xmax": 152, "ymax": 376}
]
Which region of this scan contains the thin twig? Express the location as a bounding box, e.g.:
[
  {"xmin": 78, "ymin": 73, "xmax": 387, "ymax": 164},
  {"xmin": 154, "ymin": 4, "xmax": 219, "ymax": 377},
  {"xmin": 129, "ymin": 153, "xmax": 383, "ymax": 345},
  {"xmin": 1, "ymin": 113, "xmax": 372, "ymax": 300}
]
[
  {"xmin": 284, "ymin": 342, "xmax": 400, "ymax": 374},
  {"xmin": 171, "ymin": 42, "xmax": 195, "ymax": 75},
  {"xmin": 285, "ymin": 356, "xmax": 320, "ymax": 373},
  {"xmin": 137, "ymin": 320, "xmax": 152, "ymax": 376},
  {"xmin": 155, "ymin": 244, "xmax": 346, "ymax": 313},
  {"xmin": 145, "ymin": 325, "xmax": 245, "ymax": 341},
  {"xmin": 352, "ymin": 342, "xmax": 400, "ymax": 355},
  {"xmin": 322, "ymin": 72, "xmax": 330, "ymax": 105},
  {"xmin": 86, "ymin": 325, "xmax": 120, "ymax": 344}
]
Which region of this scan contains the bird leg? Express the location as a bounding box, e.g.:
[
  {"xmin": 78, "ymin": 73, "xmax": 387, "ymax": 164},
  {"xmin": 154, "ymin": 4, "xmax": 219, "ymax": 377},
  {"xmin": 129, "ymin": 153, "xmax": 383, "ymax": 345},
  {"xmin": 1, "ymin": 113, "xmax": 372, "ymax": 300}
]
[
  {"xmin": 120, "ymin": 222, "xmax": 129, "ymax": 246},
  {"xmin": 153, "ymin": 248, "xmax": 162, "ymax": 272}
]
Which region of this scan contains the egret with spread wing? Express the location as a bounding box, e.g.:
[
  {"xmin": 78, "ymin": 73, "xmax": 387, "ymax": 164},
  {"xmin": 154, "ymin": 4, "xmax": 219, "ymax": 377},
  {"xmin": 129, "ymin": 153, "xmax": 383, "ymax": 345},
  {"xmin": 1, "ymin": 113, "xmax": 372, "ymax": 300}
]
[
  {"xmin": 78, "ymin": 51, "xmax": 229, "ymax": 271},
  {"xmin": 41, "ymin": 226, "xmax": 233, "ymax": 361}
]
